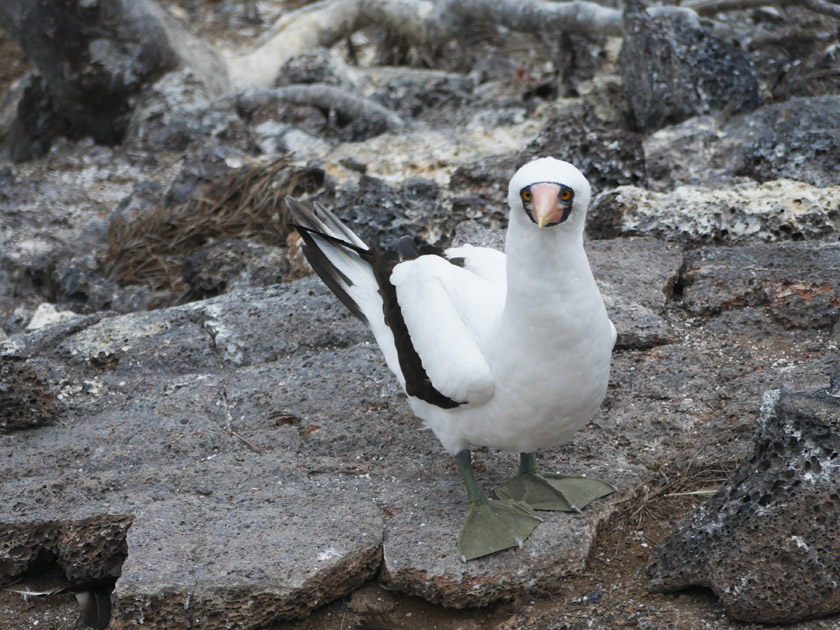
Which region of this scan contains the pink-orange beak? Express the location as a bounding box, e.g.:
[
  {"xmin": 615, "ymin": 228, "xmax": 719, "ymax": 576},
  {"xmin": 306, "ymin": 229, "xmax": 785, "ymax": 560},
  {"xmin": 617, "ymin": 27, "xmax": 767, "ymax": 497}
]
[{"xmin": 530, "ymin": 183, "xmax": 566, "ymax": 228}]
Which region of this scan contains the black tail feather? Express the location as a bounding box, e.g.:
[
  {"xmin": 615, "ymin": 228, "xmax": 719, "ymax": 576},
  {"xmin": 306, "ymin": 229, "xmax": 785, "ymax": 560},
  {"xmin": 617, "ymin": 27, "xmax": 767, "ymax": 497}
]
[
  {"xmin": 293, "ymin": 224, "xmax": 368, "ymax": 322},
  {"xmin": 287, "ymin": 196, "xmax": 372, "ymax": 322}
]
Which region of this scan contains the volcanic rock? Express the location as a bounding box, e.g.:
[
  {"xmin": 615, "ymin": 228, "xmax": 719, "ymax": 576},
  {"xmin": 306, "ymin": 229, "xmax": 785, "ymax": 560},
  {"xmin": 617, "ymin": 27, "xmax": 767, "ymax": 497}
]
[
  {"xmin": 732, "ymin": 96, "xmax": 840, "ymax": 187},
  {"xmin": 618, "ymin": 0, "xmax": 761, "ymax": 132},
  {"xmin": 0, "ymin": 358, "xmax": 57, "ymax": 432},
  {"xmin": 647, "ymin": 386, "xmax": 840, "ymax": 624},
  {"xmin": 520, "ymin": 103, "xmax": 646, "ymax": 194}
]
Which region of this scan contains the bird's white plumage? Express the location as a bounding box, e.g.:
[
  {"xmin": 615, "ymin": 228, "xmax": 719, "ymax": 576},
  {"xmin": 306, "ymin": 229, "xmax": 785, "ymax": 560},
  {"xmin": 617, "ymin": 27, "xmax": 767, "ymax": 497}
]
[
  {"xmin": 294, "ymin": 157, "xmax": 615, "ymax": 457},
  {"xmin": 391, "ymin": 254, "xmax": 498, "ymax": 406}
]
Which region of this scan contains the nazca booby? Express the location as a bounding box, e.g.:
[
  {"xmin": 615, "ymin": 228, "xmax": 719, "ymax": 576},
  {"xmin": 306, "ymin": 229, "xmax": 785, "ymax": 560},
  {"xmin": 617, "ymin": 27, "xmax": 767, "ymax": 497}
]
[{"xmin": 287, "ymin": 157, "xmax": 616, "ymax": 561}]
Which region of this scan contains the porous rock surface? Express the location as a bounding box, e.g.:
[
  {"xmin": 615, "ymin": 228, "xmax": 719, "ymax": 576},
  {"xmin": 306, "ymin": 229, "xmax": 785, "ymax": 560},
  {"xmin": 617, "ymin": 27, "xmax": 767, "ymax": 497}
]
[
  {"xmin": 5, "ymin": 199, "xmax": 840, "ymax": 626},
  {"xmin": 519, "ymin": 103, "xmax": 647, "ymax": 194},
  {"xmin": 643, "ymin": 96, "xmax": 840, "ymax": 192},
  {"xmin": 589, "ymin": 180, "xmax": 840, "ymax": 243},
  {"xmin": 0, "ymin": 359, "xmax": 57, "ymax": 432},
  {"xmin": 647, "ymin": 387, "xmax": 840, "ymax": 624},
  {"xmin": 731, "ymin": 95, "xmax": 840, "ymax": 187},
  {"xmin": 618, "ymin": 0, "xmax": 760, "ymax": 132}
]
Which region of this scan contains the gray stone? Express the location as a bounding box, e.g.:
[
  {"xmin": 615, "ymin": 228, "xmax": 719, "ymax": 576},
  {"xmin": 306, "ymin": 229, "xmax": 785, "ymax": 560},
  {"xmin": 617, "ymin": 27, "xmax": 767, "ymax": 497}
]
[
  {"xmin": 0, "ymin": 289, "xmax": 385, "ymax": 628},
  {"xmin": 181, "ymin": 239, "xmax": 290, "ymax": 299},
  {"xmin": 731, "ymin": 96, "xmax": 840, "ymax": 188},
  {"xmin": 379, "ymin": 459, "xmax": 632, "ymax": 608},
  {"xmin": 0, "ymin": 238, "xmax": 670, "ymax": 622},
  {"xmin": 331, "ymin": 174, "xmax": 452, "ymax": 246},
  {"xmin": 110, "ymin": 179, "xmax": 163, "ymax": 229},
  {"xmin": 165, "ymin": 146, "xmax": 236, "ymax": 205},
  {"xmin": 642, "ymin": 114, "xmax": 725, "ymax": 191},
  {"xmin": 448, "ymin": 155, "xmax": 517, "ymax": 228},
  {"xmin": 3, "ymin": 221, "xmax": 838, "ymax": 626},
  {"xmin": 1, "ymin": 75, "xmax": 74, "ymax": 162},
  {"xmin": 643, "ymin": 97, "xmax": 840, "ymax": 192},
  {"xmin": 111, "ymin": 483, "xmax": 383, "ymax": 629},
  {"xmin": 0, "ymin": 514, "xmax": 131, "ymax": 582},
  {"xmin": 618, "ymin": 0, "xmax": 760, "ymax": 132},
  {"xmin": 276, "ymin": 48, "xmax": 346, "ymax": 88},
  {"xmin": 647, "ymin": 387, "xmax": 840, "ymax": 624},
  {"xmin": 589, "ymin": 237, "xmax": 682, "ymax": 349},
  {"xmin": 681, "ymin": 242, "xmax": 840, "ymax": 329},
  {"xmin": 126, "ymin": 69, "xmax": 246, "ymax": 156}
]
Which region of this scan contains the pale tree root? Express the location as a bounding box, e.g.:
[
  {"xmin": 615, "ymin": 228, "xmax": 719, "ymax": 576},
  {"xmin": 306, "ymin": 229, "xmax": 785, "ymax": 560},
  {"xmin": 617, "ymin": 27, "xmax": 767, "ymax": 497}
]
[
  {"xmin": 228, "ymin": 0, "xmax": 699, "ymax": 89},
  {"xmin": 236, "ymin": 84, "xmax": 405, "ymax": 131}
]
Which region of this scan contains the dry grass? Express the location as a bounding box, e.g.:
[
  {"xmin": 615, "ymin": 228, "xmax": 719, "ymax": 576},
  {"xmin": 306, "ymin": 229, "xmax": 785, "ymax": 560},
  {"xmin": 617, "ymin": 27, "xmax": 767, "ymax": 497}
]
[
  {"xmin": 629, "ymin": 452, "xmax": 738, "ymax": 528},
  {"xmin": 98, "ymin": 157, "xmax": 325, "ymax": 296}
]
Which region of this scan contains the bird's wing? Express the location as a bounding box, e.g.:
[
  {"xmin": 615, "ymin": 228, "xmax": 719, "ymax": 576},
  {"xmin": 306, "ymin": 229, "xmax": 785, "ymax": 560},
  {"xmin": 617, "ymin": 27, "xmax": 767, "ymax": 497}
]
[
  {"xmin": 390, "ymin": 247, "xmax": 505, "ymax": 408},
  {"xmin": 287, "ymin": 196, "xmax": 504, "ymax": 410}
]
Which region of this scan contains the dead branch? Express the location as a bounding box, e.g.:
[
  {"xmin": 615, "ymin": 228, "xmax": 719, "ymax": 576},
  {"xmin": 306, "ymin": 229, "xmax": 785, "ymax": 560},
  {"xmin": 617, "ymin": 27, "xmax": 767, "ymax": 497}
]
[
  {"xmin": 237, "ymin": 84, "xmax": 405, "ymax": 129},
  {"xmin": 687, "ymin": 0, "xmax": 840, "ymax": 20},
  {"xmin": 230, "ymin": 0, "xmax": 699, "ymax": 89}
]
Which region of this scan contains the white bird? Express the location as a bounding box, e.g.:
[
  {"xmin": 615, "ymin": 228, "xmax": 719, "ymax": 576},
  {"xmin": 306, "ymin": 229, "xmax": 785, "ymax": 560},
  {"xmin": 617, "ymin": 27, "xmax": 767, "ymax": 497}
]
[{"xmin": 287, "ymin": 157, "xmax": 616, "ymax": 561}]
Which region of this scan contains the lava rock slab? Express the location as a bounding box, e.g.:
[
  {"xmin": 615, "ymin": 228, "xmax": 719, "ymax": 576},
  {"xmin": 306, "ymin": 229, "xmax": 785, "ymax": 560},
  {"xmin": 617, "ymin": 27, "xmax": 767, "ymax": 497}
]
[
  {"xmin": 588, "ymin": 237, "xmax": 682, "ymax": 349},
  {"xmin": 380, "ymin": 474, "xmax": 618, "ymax": 608},
  {"xmin": 647, "ymin": 387, "xmax": 840, "ymax": 624},
  {"xmin": 681, "ymin": 242, "xmax": 840, "ymax": 329},
  {"xmin": 111, "ymin": 483, "xmax": 383, "ymax": 630}
]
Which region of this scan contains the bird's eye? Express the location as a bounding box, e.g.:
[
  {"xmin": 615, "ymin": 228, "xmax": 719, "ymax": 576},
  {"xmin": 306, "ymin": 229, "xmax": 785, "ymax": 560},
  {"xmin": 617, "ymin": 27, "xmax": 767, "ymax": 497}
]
[
  {"xmin": 521, "ymin": 189, "xmax": 532, "ymax": 202},
  {"xmin": 560, "ymin": 189, "xmax": 572, "ymax": 202}
]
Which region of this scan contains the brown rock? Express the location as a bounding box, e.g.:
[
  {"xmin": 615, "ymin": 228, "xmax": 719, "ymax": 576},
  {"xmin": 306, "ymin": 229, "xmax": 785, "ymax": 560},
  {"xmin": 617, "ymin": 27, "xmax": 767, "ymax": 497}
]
[
  {"xmin": 682, "ymin": 242, "xmax": 840, "ymax": 329},
  {"xmin": 0, "ymin": 359, "xmax": 57, "ymax": 432}
]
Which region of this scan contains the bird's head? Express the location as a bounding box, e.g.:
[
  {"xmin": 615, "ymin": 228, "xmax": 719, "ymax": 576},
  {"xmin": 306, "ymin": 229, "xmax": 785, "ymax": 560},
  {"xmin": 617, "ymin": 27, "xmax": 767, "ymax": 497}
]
[{"xmin": 507, "ymin": 157, "xmax": 591, "ymax": 232}]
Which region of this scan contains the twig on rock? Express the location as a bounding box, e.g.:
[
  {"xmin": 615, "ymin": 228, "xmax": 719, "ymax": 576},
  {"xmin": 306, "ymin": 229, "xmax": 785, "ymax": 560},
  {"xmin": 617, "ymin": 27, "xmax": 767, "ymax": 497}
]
[{"xmin": 221, "ymin": 392, "xmax": 265, "ymax": 455}]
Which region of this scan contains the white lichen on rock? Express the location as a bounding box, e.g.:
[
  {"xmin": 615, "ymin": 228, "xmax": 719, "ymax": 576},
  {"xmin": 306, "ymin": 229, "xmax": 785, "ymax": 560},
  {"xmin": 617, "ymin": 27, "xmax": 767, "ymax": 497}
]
[{"xmin": 591, "ymin": 179, "xmax": 840, "ymax": 243}]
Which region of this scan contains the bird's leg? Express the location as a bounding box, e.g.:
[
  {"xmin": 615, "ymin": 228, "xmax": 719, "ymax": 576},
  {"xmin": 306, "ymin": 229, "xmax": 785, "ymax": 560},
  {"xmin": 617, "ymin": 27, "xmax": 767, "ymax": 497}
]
[
  {"xmin": 495, "ymin": 452, "xmax": 615, "ymax": 512},
  {"xmin": 454, "ymin": 449, "xmax": 542, "ymax": 562}
]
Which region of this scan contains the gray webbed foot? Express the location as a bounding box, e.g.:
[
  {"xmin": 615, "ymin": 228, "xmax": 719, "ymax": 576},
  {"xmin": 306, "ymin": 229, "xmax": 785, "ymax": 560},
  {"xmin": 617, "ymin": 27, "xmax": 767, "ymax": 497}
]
[
  {"xmin": 457, "ymin": 498, "xmax": 542, "ymax": 562},
  {"xmin": 495, "ymin": 453, "xmax": 615, "ymax": 511}
]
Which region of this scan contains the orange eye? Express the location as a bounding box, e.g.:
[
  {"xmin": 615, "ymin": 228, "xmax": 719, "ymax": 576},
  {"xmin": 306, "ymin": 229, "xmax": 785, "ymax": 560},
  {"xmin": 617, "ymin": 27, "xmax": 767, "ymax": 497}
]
[
  {"xmin": 560, "ymin": 189, "xmax": 572, "ymax": 202},
  {"xmin": 521, "ymin": 189, "xmax": 532, "ymax": 202}
]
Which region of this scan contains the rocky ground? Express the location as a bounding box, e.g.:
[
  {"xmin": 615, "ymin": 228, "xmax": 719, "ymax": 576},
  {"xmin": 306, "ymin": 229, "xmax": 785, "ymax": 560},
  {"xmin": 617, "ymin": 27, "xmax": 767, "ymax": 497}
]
[{"xmin": 1, "ymin": 1, "xmax": 840, "ymax": 629}]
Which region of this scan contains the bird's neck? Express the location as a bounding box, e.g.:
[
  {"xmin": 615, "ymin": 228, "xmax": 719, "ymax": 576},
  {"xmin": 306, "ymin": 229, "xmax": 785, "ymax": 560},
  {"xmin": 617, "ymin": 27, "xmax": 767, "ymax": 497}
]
[{"xmin": 503, "ymin": 215, "xmax": 593, "ymax": 305}]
